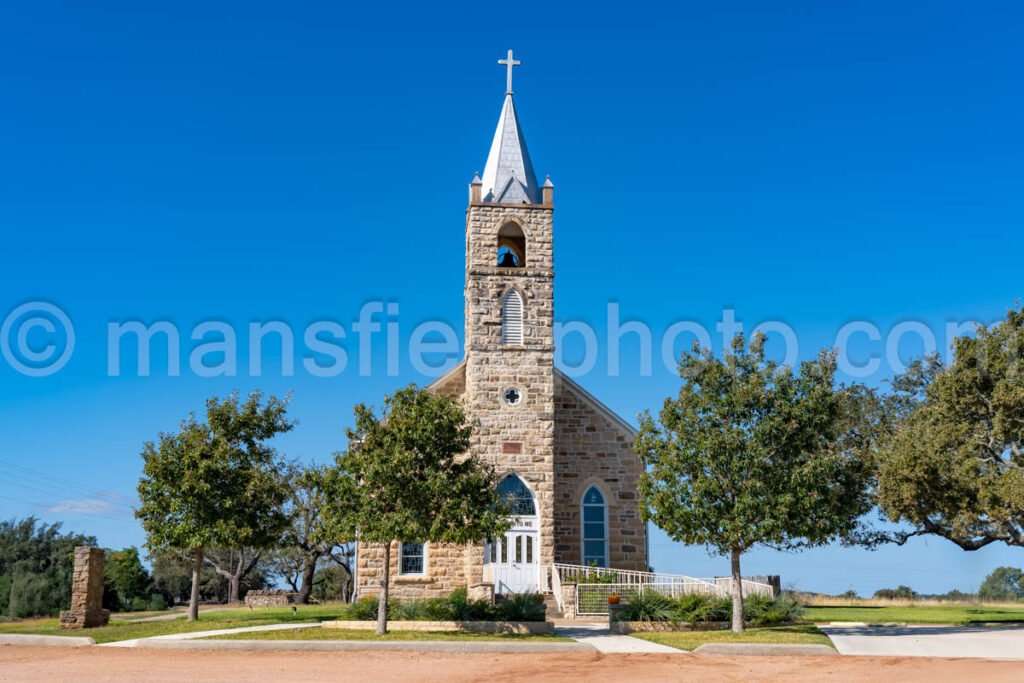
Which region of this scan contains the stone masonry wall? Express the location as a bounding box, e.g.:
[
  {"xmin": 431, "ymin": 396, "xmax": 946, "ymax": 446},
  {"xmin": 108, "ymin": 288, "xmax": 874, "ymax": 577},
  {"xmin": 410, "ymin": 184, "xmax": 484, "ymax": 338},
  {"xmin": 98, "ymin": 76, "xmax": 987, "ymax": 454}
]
[
  {"xmin": 60, "ymin": 546, "xmax": 110, "ymax": 629},
  {"xmin": 356, "ymin": 541, "xmax": 475, "ymax": 600},
  {"xmin": 463, "ymin": 203, "xmax": 556, "ymax": 585},
  {"xmin": 553, "ymin": 379, "xmax": 649, "ymax": 571}
]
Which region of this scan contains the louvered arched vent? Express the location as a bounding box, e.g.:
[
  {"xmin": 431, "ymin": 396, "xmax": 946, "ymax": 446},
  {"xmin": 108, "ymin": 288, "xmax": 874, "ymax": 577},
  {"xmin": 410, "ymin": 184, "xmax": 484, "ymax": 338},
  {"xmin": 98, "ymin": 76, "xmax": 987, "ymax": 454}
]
[{"xmin": 501, "ymin": 290, "xmax": 524, "ymax": 345}]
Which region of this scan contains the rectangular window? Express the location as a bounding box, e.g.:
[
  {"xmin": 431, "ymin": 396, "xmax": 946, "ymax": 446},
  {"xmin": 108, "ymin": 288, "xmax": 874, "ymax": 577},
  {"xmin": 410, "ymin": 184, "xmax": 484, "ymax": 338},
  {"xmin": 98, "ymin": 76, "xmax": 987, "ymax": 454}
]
[{"xmin": 399, "ymin": 542, "xmax": 425, "ymax": 575}]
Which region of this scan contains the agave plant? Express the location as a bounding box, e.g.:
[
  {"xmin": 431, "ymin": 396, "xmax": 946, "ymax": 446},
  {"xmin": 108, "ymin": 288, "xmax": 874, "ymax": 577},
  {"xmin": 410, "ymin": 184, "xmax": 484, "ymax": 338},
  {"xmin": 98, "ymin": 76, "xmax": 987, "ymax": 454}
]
[
  {"xmin": 494, "ymin": 592, "xmax": 546, "ymax": 622},
  {"xmin": 619, "ymin": 590, "xmax": 675, "ymax": 622}
]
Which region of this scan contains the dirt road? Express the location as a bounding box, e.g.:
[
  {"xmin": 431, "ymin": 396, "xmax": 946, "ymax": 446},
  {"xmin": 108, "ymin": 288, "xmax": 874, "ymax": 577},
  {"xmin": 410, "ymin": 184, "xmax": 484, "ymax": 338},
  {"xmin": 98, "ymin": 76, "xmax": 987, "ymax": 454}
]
[{"xmin": 2, "ymin": 645, "xmax": 1021, "ymax": 682}]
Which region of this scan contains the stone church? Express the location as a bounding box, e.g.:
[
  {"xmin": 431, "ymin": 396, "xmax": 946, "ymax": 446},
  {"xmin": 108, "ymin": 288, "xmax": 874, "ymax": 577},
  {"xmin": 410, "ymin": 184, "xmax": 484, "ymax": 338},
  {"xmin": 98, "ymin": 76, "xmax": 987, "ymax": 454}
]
[{"xmin": 355, "ymin": 53, "xmax": 648, "ymax": 600}]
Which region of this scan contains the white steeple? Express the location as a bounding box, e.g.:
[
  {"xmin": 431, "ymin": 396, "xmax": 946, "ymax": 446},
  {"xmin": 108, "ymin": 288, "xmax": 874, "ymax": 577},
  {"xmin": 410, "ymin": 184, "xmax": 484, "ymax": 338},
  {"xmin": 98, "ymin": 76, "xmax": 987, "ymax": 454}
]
[{"xmin": 479, "ymin": 51, "xmax": 540, "ymax": 205}]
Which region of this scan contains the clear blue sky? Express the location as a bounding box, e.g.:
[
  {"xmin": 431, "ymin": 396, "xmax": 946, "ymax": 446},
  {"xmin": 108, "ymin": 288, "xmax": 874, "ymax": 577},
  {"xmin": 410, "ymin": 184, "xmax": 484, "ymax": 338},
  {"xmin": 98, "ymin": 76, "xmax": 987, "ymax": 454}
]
[{"xmin": 1, "ymin": 2, "xmax": 1022, "ymax": 595}]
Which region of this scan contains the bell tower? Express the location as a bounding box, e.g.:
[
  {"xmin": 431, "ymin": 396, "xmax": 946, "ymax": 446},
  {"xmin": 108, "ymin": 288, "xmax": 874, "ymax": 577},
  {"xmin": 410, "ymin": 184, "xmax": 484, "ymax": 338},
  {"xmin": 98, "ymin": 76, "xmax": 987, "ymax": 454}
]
[{"xmin": 464, "ymin": 50, "xmax": 557, "ymax": 572}]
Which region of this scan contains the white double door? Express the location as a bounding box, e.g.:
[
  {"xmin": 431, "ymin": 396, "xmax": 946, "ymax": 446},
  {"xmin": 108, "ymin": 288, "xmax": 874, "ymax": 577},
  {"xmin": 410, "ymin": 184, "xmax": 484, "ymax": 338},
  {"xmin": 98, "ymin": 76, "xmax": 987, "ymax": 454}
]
[{"xmin": 488, "ymin": 526, "xmax": 539, "ymax": 594}]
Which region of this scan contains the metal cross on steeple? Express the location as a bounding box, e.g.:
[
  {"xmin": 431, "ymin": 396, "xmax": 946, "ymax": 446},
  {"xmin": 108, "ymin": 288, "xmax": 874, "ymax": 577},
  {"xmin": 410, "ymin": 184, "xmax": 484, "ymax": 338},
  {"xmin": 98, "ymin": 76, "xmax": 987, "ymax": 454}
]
[{"xmin": 498, "ymin": 49, "xmax": 521, "ymax": 95}]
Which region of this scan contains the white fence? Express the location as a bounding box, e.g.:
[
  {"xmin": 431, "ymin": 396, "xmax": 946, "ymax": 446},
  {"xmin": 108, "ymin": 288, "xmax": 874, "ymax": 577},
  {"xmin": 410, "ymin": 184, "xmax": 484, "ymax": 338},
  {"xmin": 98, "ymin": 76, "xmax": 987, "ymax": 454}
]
[{"xmin": 551, "ymin": 564, "xmax": 775, "ymax": 616}]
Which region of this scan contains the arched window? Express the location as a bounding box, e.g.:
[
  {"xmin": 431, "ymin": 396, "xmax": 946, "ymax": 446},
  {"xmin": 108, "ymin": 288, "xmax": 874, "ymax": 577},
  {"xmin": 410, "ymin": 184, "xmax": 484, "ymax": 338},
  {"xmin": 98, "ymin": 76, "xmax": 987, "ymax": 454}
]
[
  {"xmin": 497, "ymin": 223, "xmax": 526, "ymax": 267},
  {"xmin": 497, "ymin": 474, "xmax": 536, "ymax": 517},
  {"xmin": 581, "ymin": 486, "xmax": 608, "ymax": 567},
  {"xmin": 501, "ymin": 290, "xmax": 524, "ymax": 345}
]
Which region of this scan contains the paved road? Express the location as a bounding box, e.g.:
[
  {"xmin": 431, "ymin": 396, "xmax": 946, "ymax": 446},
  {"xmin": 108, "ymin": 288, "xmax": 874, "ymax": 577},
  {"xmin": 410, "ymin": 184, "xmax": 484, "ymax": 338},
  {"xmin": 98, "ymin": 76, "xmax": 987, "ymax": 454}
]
[{"xmin": 820, "ymin": 623, "xmax": 1024, "ymax": 660}]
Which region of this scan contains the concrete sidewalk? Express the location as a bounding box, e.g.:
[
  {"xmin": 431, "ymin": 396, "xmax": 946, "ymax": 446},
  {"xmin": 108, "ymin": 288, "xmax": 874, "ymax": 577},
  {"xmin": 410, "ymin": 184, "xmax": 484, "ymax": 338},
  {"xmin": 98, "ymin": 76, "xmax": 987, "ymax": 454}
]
[
  {"xmin": 103, "ymin": 621, "xmax": 594, "ymax": 653},
  {"xmin": 553, "ymin": 623, "xmax": 683, "ymax": 653},
  {"xmin": 820, "ymin": 623, "xmax": 1024, "ymax": 660},
  {"xmin": 101, "ymin": 622, "xmax": 322, "ymax": 647}
]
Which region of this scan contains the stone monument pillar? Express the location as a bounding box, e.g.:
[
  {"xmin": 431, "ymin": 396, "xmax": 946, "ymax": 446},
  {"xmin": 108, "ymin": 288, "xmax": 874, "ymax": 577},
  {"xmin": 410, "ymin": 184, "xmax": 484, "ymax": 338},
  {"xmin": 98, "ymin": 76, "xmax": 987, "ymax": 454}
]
[{"xmin": 60, "ymin": 546, "xmax": 110, "ymax": 629}]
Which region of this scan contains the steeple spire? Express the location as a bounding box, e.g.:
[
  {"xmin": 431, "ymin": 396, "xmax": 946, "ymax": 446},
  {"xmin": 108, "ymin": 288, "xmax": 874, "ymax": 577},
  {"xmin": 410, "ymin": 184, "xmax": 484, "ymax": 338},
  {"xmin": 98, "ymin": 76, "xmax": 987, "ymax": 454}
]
[{"xmin": 479, "ymin": 50, "xmax": 540, "ymax": 205}]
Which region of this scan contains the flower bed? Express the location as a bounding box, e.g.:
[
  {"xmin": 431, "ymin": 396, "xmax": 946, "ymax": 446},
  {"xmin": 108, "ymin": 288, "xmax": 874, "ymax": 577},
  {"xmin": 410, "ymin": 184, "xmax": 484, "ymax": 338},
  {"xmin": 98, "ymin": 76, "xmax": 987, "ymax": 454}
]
[
  {"xmin": 611, "ymin": 593, "xmax": 803, "ymax": 627},
  {"xmin": 338, "ymin": 588, "xmax": 547, "ymax": 623}
]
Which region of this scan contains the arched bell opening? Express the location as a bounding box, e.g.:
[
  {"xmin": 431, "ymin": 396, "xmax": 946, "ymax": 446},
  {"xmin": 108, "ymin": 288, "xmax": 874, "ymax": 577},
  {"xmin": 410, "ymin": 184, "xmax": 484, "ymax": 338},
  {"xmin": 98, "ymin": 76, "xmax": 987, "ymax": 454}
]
[{"xmin": 497, "ymin": 222, "xmax": 526, "ymax": 267}]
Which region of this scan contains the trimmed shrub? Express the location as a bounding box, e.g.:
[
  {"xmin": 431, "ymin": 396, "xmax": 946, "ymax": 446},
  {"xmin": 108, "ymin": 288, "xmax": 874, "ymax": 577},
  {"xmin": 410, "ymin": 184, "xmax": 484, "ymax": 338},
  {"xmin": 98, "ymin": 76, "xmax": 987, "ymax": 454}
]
[{"xmin": 342, "ymin": 596, "xmax": 380, "ymax": 620}]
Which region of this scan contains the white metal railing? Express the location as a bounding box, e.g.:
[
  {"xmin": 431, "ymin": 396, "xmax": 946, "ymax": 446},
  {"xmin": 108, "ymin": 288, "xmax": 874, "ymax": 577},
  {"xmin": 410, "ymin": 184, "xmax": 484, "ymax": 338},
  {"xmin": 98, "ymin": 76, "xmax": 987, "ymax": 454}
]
[
  {"xmin": 551, "ymin": 563, "xmax": 775, "ymax": 616},
  {"xmin": 553, "ymin": 563, "xmax": 720, "ymax": 589}
]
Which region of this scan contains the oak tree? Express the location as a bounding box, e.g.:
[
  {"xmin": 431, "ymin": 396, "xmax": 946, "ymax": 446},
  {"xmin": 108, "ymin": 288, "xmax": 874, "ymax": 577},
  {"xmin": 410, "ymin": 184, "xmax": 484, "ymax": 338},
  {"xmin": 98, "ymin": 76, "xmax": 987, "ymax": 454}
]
[
  {"xmin": 636, "ymin": 335, "xmax": 872, "ymax": 631},
  {"xmin": 322, "ymin": 385, "xmax": 510, "ymax": 634},
  {"xmin": 875, "ymin": 307, "xmax": 1024, "ymax": 552},
  {"xmin": 136, "ymin": 392, "xmax": 292, "ymax": 620}
]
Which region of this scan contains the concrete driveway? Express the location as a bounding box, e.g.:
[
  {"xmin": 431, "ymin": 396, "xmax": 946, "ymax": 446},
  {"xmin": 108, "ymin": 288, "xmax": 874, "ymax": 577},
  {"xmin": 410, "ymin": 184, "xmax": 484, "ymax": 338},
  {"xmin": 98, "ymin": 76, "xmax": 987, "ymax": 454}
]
[{"xmin": 820, "ymin": 623, "xmax": 1024, "ymax": 660}]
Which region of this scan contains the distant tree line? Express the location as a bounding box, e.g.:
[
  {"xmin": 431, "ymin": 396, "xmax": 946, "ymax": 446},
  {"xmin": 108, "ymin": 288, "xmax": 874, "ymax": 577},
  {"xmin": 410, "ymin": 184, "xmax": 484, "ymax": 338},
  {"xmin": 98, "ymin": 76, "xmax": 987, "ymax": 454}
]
[
  {"xmin": 0, "ymin": 518, "xmax": 92, "ymax": 618},
  {"xmin": 827, "ymin": 566, "xmax": 1024, "ymax": 603}
]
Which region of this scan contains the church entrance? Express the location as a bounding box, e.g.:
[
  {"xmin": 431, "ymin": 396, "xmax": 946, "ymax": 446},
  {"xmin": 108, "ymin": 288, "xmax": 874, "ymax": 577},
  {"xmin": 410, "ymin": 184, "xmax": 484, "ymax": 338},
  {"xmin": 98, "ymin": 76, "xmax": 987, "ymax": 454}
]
[{"xmin": 487, "ymin": 474, "xmax": 539, "ymax": 594}]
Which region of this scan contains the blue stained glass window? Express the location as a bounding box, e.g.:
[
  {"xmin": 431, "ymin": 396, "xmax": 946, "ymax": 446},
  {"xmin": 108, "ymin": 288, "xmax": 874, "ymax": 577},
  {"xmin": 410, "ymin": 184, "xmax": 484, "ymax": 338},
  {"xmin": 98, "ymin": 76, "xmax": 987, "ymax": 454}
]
[{"xmin": 581, "ymin": 485, "xmax": 608, "ymax": 567}]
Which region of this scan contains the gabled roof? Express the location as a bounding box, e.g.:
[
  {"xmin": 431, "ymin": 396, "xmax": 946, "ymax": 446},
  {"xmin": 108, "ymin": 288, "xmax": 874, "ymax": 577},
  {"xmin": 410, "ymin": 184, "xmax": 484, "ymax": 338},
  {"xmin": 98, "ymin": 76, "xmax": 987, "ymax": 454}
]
[
  {"xmin": 480, "ymin": 94, "xmax": 540, "ymax": 204},
  {"xmin": 555, "ymin": 370, "xmax": 639, "ymax": 438},
  {"xmin": 424, "ymin": 359, "xmax": 466, "ymax": 394}
]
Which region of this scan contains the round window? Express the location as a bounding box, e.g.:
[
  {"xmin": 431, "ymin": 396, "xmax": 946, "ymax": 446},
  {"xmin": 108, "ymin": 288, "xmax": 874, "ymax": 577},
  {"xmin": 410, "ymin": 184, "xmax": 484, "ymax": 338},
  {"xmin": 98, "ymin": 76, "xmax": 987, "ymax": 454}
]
[{"xmin": 503, "ymin": 387, "xmax": 522, "ymax": 406}]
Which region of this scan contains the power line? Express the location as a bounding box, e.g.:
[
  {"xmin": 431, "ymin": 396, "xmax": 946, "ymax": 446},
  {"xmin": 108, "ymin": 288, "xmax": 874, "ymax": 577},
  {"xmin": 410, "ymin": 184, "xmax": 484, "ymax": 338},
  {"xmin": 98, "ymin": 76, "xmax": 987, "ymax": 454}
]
[
  {"xmin": 0, "ymin": 476, "xmax": 136, "ymax": 514},
  {"xmin": 0, "ymin": 494, "xmax": 135, "ymax": 525},
  {"xmin": 0, "ymin": 460, "xmax": 137, "ymax": 511}
]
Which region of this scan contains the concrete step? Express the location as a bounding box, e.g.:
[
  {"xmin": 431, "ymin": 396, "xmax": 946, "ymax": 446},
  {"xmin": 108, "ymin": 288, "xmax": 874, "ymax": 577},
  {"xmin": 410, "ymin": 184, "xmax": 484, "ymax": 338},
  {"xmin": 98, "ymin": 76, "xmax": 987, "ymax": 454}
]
[{"xmin": 542, "ymin": 594, "xmax": 564, "ymax": 619}]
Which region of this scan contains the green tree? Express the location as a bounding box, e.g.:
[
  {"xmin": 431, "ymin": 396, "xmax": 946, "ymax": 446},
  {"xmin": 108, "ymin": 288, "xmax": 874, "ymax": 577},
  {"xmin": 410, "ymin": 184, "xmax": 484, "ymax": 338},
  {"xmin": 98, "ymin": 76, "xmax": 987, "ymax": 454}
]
[
  {"xmin": 136, "ymin": 392, "xmax": 293, "ymax": 621},
  {"xmin": 104, "ymin": 547, "xmax": 152, "ymax": 611},
  {"xmin": 322, "ymin": 385, "xmax": 510, "ymax": 634},
  {"xmin": 874, "ymin": 307, "xmax": 1024, "ymax": 551},
  {"xmin": 978, "ymin": 567, "xmax": 1024, "ymax": 601},
  {"xmin": 310, "ymin": 564, "xmax": 354, "ymax": 603},
  {"xmin": 0, "ymin": 518, "xmax": 94, "ymax": 618},
  {"xmin": 270, "ymin": 464, "xmax": 355, "ymax": 604},
  {"xmin": 202, "ymin": 547, "xmax": 270, "ymax": 604},
  {"xmin": 636, "ymin": 335, "xmax": 873, "ymax": 632}
]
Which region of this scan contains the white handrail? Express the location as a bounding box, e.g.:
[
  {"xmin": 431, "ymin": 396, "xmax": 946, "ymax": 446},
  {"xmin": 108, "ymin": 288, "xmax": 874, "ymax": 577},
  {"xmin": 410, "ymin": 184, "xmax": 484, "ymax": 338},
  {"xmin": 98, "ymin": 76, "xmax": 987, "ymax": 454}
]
[{"xmin": 551, "ymin": 563, "xmax": 774, "ymax": 600}]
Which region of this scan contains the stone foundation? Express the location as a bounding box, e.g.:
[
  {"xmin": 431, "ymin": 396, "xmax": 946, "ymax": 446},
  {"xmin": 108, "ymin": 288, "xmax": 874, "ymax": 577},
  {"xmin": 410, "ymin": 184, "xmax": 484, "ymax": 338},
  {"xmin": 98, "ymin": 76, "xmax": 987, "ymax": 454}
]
[{"xmin": 60, "ymin": 547, "xmax": 109, "ymax": 630}]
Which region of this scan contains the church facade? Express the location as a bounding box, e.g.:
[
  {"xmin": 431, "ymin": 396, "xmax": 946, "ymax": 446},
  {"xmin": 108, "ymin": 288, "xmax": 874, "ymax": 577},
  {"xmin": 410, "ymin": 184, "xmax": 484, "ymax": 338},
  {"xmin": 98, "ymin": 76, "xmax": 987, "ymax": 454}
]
[{"xmin": 355, "ymin": 54, "xmax": 648, "ymax": 599}]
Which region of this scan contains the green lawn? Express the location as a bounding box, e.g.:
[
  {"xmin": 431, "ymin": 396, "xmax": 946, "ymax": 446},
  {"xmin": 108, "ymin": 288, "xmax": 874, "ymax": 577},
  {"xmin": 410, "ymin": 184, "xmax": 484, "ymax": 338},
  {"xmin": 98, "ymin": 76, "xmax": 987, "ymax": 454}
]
[
  {"xmin": 631, "ymin": 625, "xmax": 832, "ymax": 651},
  {"xmin": 0, "ymin": 605, "xmax": 355, "ymax": 644},
  {"xmin": 210, "ymin": 627, "xmax": 570, "ymax": 642},
  {"xmin": 803, "ymin": 604, "xmax": 1024, "ymax": 625}
]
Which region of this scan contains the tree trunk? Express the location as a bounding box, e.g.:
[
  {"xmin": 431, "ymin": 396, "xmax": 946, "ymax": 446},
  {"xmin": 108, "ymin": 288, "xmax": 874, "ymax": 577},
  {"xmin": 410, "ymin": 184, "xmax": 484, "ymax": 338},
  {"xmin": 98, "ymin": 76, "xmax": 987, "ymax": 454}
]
[
  {"xmin": 730, "ymin": 546, "xmax": 744, "ymax": 633},
  {"xmin": 188, "ymin": 549, "xmax": 202, "ymax": 622},
  {"xmin": 297, "ymin": 555, "xmax": 317, "ymax": 605},
  {"xmin": 375, "ymin": 542, "xmax": 390, "ymax": 635},
  {"xmin": 228, "ymin": 575, "xmax": 240, "ymax": 604}
]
